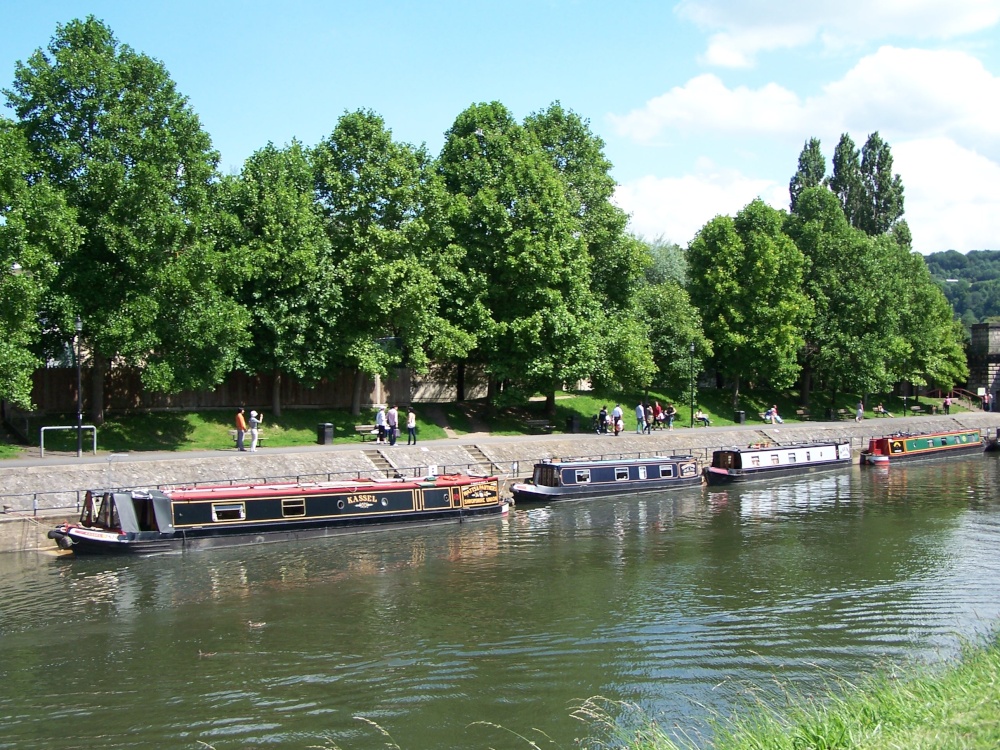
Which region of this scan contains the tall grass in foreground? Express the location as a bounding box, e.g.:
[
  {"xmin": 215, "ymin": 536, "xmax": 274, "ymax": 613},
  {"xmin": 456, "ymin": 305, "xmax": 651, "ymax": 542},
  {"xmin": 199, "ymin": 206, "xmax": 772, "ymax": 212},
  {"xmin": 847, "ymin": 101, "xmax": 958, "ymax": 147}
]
[{"xmin": 578, "ymin": 633, "xmax": 1000, "ymax": 750}]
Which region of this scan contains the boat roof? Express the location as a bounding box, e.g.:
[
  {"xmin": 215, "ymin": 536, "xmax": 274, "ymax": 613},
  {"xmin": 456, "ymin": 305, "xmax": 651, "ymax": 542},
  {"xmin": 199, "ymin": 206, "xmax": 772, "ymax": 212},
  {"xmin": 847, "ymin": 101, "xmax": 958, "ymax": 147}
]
[
  {"xmin": 715, "ymin": 440, "xmax": 850, "ymax": 453},
  {"xmin": 159, "ymin": 474, "xmax": 494, "ymax": 501},
  {"xmin": 537, "ymin": 456, "xmax": 693, "ymax": 468}
]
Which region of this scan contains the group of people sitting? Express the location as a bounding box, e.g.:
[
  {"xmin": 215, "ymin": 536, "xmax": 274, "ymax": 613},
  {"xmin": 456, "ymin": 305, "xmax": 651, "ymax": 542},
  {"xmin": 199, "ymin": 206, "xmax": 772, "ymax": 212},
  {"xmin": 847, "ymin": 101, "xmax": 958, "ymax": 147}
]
[{"xmin": 762, "ymin": 404, "xmax": 784, "ymax": 424}]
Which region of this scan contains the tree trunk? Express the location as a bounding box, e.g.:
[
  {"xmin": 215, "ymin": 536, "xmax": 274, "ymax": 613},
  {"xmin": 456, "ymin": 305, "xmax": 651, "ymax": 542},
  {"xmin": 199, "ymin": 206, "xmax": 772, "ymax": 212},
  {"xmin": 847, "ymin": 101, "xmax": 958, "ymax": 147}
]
[
  {"xmin": 456, "ymin": 362, "xmax": 466, "ymax": 402},
  {"xmin": 271, "ymin": 369, "xmax": 282, "ymax": 417},
  {"xmin": 545, "ymin": 389, "xmax": 556, "ymax": 417},
  {"xmin": 351, "ymin": 370, "xmax": 365, "ymax": 416},
  {"xmin": 800, "ymin": 361, "xmax": 812, "ymax": 407},
  {"xmin": 90, "ymin": 351, "xmax": 107, "ymax": 426},
  {"xmin": 731, "ymin": 374, "xmax": 740, "ymax": 411}
]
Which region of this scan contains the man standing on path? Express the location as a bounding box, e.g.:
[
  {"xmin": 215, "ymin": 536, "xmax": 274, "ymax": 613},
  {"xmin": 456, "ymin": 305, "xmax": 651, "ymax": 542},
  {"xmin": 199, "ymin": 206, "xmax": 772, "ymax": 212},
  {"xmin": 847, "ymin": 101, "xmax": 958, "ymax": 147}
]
[
  {"xmin": 387, "ymin": 404, "xmax": 399, "ymax": 446},
  {"xmin": 235, "ymin": 408, "xmax": 247, "ymax": 451},
  {"xmin": 635, "ymin": 402, "xmax": 645, "ymax": 434}
]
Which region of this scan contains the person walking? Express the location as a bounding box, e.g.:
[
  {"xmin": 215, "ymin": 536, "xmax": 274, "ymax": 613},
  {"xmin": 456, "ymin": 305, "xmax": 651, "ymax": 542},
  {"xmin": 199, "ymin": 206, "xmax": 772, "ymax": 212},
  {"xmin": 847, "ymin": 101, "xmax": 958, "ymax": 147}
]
[
  {"xmin": 855, "ymin": 401, "xmax": 864, "ymax": 422},
  {"xmin": 635, "ymin": 402, "xmax": 645, "ymax": 434},
  {"xmin": 249, "ymin": 410, "xmax": 263, "ymax": 452},
  {"xmin": 943, "ymin": 396, "xmax": 951, "ymax": 415},
  {"xmin": 406, "ymin": 407, "xmax": 417, "ymax": 445},
  {"xmin": 235, "ymin": 408, "xmax": 247, "ymax": 451}
]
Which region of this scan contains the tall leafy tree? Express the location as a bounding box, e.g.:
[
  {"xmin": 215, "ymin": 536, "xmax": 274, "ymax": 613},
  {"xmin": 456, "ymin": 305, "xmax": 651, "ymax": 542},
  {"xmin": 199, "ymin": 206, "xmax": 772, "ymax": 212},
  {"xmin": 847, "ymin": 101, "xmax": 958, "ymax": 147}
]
[
  {"xmin": 789, "ymin": 137, "xmax": 826, "ymax": 214},
  {"xmin": 858, "ymin": 131, "xmax": 905, "ymax": 236},
  {"xmin": 642, "ymin": 235, "xmax": 687, "ymax": 286},
  {"xmin": 4, "ymin": 17, "xmax": 248, "ymax": 422},
  {"xmin": 827, "ymin": 133, "xmax": 865, "ymax": 230},
  {"xmin": 786, "ymin": 187, "xmax": 908, "ymax": 404},
  {"xmin": 215, "ymin": 141, "xmax": 342, "ymax": 415},
  {"xmin": 0, "ymin": 119, "xmax": 81, "ymax": 408},
  {"xmin": 440, "ymin": 102, "xmax": 600, "ymax": 409},
  {"xmin": 687, "ymin": 199, "xmax": 812, "ymax": 408},
  {"xmin": 314, "ymin": 110, "xmax": 471, "ymax": 414},
  {"xmin": 635, "ymin": 281, "xmax": 712, "ymax": 392}
]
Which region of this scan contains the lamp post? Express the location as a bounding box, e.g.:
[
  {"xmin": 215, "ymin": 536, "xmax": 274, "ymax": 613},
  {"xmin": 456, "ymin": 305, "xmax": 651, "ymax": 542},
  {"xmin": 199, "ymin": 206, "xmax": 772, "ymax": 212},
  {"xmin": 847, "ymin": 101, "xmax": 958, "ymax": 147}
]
[
  {"xmin": 75, "ymin": 315, "xmax": 83, "ymax": 457},
  {"xmin": 689, "ymin": 342, "xmax": 695, "ymax": 429}
]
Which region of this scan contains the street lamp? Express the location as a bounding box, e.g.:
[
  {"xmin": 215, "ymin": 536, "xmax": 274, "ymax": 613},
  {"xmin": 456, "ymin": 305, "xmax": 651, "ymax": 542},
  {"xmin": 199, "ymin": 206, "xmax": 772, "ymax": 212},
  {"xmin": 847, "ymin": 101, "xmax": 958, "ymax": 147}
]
[
  {"xmin": 689, "ymin": 342, "xmax": 695, "ymax": 429},
  {"xmin": 75, "ymin": 315, "xmax": 83, "ymax": 458}
]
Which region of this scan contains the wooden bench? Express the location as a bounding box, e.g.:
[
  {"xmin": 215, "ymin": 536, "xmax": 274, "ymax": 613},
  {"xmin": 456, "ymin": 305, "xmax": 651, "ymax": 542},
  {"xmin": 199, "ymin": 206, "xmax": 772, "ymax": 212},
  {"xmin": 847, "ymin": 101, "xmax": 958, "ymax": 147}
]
[
  {"xmin": 910, "ymin": 405, "xmax": 925, "ymax": 415},
  {"xmin": 524, "ymin": 418, "xmax": 555, "ymax": 433},
  {"xmin": 836, "ymin": 408, "xmax": 849, "ymax": 420},
  {"xmin": 354, "ymin": 424, "xmax": 378, "ymax": 441},
  {"xmin": 795, "ymin": 408, "xmax": 811, "ymax": 420},
  {"xmin": 873, "ymin": 406, "xmax": 893, "ymax": 417},
  {"xmin": 230, "ymin": 429, "xmax": 266, "ymax": 446}
]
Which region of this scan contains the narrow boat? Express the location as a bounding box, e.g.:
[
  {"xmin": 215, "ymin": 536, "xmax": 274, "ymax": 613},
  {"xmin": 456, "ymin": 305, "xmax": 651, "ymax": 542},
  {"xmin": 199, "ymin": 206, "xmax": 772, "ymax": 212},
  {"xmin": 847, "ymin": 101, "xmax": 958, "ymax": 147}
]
[
  {"xmin": 48, "ymin": 474, "xmax": 507, "ymax": 555},
  {"xmin": 859, "ymin": 429, "xmax": 983, "ymax": 465},
  {"xmin": 510, "ymin": 455, "xmax": 702, "ymax": 503},
  {"xmin": 705, "ymin": 440, "xmax": 852, "ymax": 485}
]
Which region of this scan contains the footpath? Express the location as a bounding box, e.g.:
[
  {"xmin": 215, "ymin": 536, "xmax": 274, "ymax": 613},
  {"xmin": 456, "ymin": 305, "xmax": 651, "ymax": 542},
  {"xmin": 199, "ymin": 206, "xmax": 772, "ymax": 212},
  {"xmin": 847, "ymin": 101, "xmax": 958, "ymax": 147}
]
[{"xmin": 2, "ymin": 411, "xmax": 998, "ymax": 553}]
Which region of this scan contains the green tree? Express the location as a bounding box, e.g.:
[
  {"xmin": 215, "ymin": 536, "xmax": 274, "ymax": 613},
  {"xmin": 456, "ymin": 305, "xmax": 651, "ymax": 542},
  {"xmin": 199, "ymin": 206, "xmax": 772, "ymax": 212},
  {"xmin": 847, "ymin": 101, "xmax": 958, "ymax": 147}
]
[
  {"xmin": 892, "ymin": 247, "xmax": 968, "ymax": 390},
  {"xmin": 635, "ymin": 281, "xmax": 712, "ymax": 391},
  {"xmin": 858, "ymin": 132, "xmax": 905, "ymax": 235},
  {"xmin": 789, "ymin": 137, "xmax": 826, "ymax": 214},
  {"xmin": 5, "ymin": 17, "xmax": 248, "ymax": 422},
  {"xmin": 687, "ymin": 199, "xmax": 812, "ymax": 408},
  {"xmin": 440, "ymin": 102, "xmax": 600, "ymax": 411},
  {"xmin": 786, "ymin": 187, "xmax": 908, "ymax": 404},
  {"xmin": 0, "ymin": 120, "xmax": 81, "ymax": 408},
  {"xmin": 314, "ymin": 110, "xmax": 472, "ymax": 414},
  {"xmin": 641, "ymin": 235, "xmax": 687, "ymax": 286},
  {"xmin": 215, "ymin": 141, "xmax": 342, "ymax": 416},
  {"xmin": 827, "ymin": 133, "xmax": 865, "ymax": 230}
]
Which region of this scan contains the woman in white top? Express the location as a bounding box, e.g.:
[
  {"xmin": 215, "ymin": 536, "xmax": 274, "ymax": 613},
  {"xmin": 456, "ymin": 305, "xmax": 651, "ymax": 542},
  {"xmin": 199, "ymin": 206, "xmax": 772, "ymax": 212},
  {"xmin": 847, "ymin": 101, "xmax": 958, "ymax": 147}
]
[{"xmin": 406, "ymin": 407, "xmax": 417, "ymax": 445}]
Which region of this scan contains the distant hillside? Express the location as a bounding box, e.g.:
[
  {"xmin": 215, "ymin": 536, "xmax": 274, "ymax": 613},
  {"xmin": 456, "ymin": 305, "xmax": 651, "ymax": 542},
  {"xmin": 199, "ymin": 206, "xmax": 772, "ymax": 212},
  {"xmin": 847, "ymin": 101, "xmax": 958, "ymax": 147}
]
[{"xmin": 924, "ymin": 249, "xmax": 1000, "ymax": 326}]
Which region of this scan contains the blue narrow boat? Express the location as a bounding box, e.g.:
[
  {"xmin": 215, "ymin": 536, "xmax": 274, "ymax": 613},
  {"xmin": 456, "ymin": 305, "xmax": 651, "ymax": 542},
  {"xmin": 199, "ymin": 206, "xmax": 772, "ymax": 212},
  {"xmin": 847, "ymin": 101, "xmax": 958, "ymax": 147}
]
[{"xmin": 510, "ymin": 455, "xmax": 702, "ymax": 503}]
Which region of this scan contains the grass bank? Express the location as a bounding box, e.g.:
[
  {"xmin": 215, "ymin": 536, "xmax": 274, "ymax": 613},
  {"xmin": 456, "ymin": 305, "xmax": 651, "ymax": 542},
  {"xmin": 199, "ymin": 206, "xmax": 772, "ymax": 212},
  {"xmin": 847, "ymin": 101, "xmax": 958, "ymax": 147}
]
[
  {"xmin": 0, "ymin": 388, "xmax": 966, "ymax": 457},
  {"xmin": 580, "ymin": 632, "xmax": 1000, "ymax": 750}
]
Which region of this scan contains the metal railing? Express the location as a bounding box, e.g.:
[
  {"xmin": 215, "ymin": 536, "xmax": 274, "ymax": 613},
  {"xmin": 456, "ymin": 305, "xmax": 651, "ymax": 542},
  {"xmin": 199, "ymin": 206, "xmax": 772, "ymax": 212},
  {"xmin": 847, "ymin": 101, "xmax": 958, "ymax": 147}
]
[{"xmin": 39, "ymin": 425, "xmax": 97, "ymax": 457}]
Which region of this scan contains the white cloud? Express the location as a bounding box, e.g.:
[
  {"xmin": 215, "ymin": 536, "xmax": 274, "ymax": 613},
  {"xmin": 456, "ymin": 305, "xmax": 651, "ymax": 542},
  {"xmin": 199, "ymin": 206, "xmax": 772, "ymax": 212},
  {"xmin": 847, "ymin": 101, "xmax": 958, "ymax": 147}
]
[
  {"xmin": 608, "ymin": 74, "xmax": 805, "ymax": 141},
  {"xmin": 894, "ymin": 138, "xmax": 1000, "ymax": 252},
  {"xmin": 675, "ymin": 0, "xmax": 1000, "ymax": 67},
  {"xmin": 610, "ymin": 47, "xmax": 1000, "ymax": 160},
  {"xmin": 614, "ymin": 166, "xmax": 787, "ymax": 246}
]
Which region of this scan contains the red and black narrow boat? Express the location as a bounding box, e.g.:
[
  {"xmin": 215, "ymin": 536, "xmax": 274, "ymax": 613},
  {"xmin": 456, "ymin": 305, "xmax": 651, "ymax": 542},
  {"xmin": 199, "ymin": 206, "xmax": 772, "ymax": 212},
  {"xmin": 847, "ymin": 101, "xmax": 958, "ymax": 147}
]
[{"xmin": 48, "ymin": 474, "xmax": 507, "ymax": 555}]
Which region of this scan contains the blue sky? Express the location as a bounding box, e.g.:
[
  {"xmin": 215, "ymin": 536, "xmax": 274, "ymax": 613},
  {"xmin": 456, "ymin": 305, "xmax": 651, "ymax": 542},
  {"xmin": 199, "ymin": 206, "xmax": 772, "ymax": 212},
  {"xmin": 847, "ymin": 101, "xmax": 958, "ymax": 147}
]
[{"xmin": 3, "ymin": 1, "xmax": 1000, "ymax": 253}]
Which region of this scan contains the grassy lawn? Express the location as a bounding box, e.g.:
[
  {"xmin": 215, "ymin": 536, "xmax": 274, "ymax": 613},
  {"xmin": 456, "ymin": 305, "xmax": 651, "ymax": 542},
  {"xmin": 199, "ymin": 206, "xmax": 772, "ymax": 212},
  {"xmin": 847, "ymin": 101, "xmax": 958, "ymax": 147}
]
[{"xmin": 0, "ymin": 391, "xmax": 972, "ymax": 457}]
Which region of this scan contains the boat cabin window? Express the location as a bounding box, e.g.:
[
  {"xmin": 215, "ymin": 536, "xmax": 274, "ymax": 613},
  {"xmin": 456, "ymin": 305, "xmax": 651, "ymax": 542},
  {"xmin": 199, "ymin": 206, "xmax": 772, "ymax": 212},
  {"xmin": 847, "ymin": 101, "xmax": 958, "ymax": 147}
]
[
  {"xmin": 212, "ymin": 502, "xmax": 246, "ymax": 522},
  {"xmin": 615, "ymin": 468, "xmax": 629, "ymax": 481},
  {"xmin": 806, "ymin": 451, "xmax": 811, "ymax": 461},
  {"xmin": 574, "ymin": 469, "xmax": 591, "ymax": 484},
  {"xmin": 659, "ymin": 465, "xmax": 675, "ymax": 478},
  {"xmin": 788, "ymin": 453, "xmax": 797, "ymax": 463},
  {"xmin": 534, "ymin": 465, "xmax": 559, "ymax": 487},
  {"xmin": 282, "ymin": 498, "xmax": 306, "ymax": 517},
  {"xmin": 750, "ymin": 455, "xmax": 760, "ymax": 467},
  {"xmin": 770, "ymin": 454, "xmax": 780, "ymax": 465}
]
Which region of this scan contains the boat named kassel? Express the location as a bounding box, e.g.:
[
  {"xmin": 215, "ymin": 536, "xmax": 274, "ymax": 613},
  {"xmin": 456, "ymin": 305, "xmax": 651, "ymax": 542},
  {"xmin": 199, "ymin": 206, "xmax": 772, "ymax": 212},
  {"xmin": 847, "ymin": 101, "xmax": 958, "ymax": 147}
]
[{"xmin": 48, "ymin": 474, "xmax": 507, "ymax": 555}]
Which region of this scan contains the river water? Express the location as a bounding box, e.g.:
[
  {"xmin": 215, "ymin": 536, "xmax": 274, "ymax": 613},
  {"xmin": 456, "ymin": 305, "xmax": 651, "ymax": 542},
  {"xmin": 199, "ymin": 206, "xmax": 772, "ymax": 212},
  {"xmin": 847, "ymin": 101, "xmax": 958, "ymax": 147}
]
[{"xmin": 2, "ymin": 456, "xmax": 999, "ymax": 749}]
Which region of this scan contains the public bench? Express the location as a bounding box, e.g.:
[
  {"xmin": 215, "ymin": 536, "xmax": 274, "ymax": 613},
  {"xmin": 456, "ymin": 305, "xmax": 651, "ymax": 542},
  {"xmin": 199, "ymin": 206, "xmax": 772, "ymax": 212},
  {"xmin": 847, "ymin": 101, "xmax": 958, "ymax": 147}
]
[
  {"xmin": 873, "ymin": 405, "xmax": 892, "ymax": 417},
  {"xmin": 524, "ymin": 418, "xmax": 555, "ymax": 433},
  {"xmin": 795, "ymin": 408, "xmax": 811, "ymax": 420},
  {"xmin": 354, "ymin": 424, "xmax": 378, "ymax": 441},
  {"xmin": 836, "ymin": 408, "xmax": 850, "ymax": 420},
  {"xmin": 230, "ymin": 429, "xmax": 266, "ymax": 446}
]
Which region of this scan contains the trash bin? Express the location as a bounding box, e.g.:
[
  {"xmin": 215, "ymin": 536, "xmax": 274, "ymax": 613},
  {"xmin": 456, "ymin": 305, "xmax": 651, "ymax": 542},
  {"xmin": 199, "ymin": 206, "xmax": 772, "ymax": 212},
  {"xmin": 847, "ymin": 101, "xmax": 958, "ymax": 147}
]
[
  {"xmin": 566, "ymin": 415, "xmax": 580, "ymax": 433},
  {"xmin": 734, "ymin": 410, "xmax": 745, "ymax": 424},
  {"xmin": 825, "ymin": 408, "xmax": 834, "ymax": 420},
  {"xmin": 317, "ymin": 422, "xmax": 334, "ymax": 445}
]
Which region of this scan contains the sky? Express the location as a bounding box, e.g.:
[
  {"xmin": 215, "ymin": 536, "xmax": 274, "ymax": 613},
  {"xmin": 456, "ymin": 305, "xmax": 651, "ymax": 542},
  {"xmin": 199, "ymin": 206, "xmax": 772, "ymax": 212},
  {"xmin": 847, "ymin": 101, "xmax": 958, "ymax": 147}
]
[{"xmin": 2, "ymin": 0, "xmax": 1000, "ymax": 254}]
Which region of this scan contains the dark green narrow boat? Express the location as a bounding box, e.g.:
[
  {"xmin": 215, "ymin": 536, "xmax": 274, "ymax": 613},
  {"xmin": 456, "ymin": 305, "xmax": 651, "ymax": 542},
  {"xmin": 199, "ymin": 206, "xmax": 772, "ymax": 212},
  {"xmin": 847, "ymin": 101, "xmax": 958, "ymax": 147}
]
[{"xmin": 860, "ymin": 429, "xmax": 983, "ymax": 465}]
